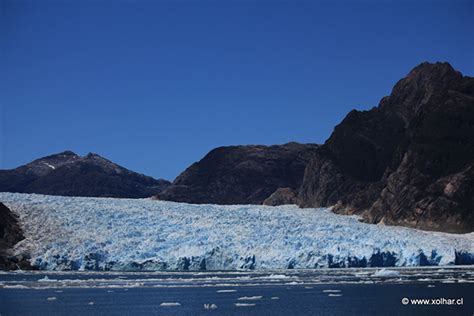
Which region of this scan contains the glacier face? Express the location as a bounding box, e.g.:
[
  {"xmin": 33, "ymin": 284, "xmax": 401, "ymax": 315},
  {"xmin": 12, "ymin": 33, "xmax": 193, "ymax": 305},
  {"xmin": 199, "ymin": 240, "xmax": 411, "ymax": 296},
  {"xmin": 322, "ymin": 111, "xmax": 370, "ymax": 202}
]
[{"xmin": 0, "ymin": 192, "xmax": 473, "ymax": 271}]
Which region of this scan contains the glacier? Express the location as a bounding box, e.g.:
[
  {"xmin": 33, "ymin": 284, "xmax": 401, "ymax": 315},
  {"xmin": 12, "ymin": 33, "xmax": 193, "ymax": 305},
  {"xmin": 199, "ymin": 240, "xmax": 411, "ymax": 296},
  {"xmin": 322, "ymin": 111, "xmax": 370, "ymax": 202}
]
[{"xmin": 0, "ymin": 192, "xmax": 473, "ymax": 271}]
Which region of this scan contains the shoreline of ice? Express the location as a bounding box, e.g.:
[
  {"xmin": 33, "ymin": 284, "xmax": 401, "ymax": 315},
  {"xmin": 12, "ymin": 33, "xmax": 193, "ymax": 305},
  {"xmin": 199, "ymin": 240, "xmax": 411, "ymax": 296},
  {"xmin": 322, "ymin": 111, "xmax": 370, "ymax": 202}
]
[{"xmin": 0, "ymin": 192, "xmax": 473, "ymax": 271}]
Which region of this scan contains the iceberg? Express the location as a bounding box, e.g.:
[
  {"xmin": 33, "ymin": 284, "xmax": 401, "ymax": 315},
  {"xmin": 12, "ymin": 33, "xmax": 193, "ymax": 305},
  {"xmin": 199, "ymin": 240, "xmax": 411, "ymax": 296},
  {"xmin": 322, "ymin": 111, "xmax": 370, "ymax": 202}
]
[
  {"xmin": 372, "ymin": 268, "xmax": 400, "ymax": 277},
  {"xmin": 0, "ymin": 192, "xmax": 472, "ymax": 271}
]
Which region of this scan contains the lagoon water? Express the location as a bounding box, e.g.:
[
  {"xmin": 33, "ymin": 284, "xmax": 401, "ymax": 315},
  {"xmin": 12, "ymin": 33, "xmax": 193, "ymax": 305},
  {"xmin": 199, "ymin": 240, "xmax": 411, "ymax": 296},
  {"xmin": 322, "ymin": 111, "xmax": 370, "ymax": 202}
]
[{"xmin": 1, "ymin": 267, "xmax": 472, "ymax": 315}]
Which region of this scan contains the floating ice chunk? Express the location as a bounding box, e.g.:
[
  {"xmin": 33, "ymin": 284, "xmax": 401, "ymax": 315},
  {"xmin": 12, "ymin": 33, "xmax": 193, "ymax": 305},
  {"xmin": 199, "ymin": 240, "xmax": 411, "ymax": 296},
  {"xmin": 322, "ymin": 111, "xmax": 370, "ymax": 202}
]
[
  {"xmin": 271, "ymin": 296, "xmax": 279, "ymax": 300},
  {"xmin": 427, "ymin": 285, "xmax": 435, "ymax": 288},
  {"xmin": 204, "ymin": 303, "xmax": 218, "ymax": 310},
  {"xmin": 373, "ymin": 269, "xmax": 400, "ymax": 277},
  {"xmin": 88, "ymin": 301, "xmax": 94, "ymax": 305},
  {"xmin": 235, "ymin": 303, "xmax": 256, "ymax": 307},
  {"xmin": 237, "ymin": 296, "xmax": 263, "ymax": 300},
  {"xmin": 4, "ymin": 285, "xmax": 28, "ymax": 289},
  {"xmin": 47, "ymin": 297, "xmax": 57, "ymax": 301},
  {"xmin": 287, "ymin": 281, "xmax": 301, "ymax": 285},
  {"xmin": 263, "ymin": 274, "xmax": 290, "ymax": 279},
  {"xmin": 328, "ymin": 294, "xmax": 342, "ymax": 297},
  {"xmin": 217, "ymin": 289, "xmax": 237, "ymax": 293},
  {"xmin": 160, "ymin": 302, "xmax": 181, "ymax": 307},
  {"xmin": 323, "ymin": 289, "xmax": 341, "ymax": 293},
  {"xmin": 126, "ymin": 282, "xmax": 144, "ymax": 287},
  {"xmin": 417, "ymin": 278, "xmax": 432, "ymax": 281},
  {"xmin": 38, "ymin": 276, "xmax": 58, "ymax": 282}
]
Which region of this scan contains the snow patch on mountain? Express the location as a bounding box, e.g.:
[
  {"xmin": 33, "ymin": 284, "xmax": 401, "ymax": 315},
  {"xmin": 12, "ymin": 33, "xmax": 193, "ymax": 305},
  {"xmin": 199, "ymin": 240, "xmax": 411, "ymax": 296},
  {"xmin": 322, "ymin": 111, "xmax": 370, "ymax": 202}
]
[
  {"xmin": 42, "ymin": 162, "xmax": 56, "ymax": 170},
  {"xmin": 0, "ymin": 192, "xmax": 472, "ymax": 271}
]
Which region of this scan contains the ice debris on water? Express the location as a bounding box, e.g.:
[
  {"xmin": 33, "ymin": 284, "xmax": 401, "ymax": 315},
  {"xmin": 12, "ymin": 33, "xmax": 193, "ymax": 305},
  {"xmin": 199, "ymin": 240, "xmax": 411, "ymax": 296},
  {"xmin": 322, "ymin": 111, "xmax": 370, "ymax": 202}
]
[
  {"xmin": 1, "ymin": 192, "xmax": 473, "ymax": 271},
  {"xmin": 160, "ymin": 302, "xmax": 181, "ymax": 307},
  {"xmin": 235, "ymin": 303, "xmax": 256, "ymax": 307},
  {"xmin": 38, "ymin": 276, "xmax": 58, "ymax": 282},
  {"xmin": 237, "ymin": 296, "xmax": 263, "ymax": 300},
  {"xmin": 373, "ymin": 268, "xmax": 401, "ymax": 277},
  {"xmin": 204, "ymin": 303, "xmax": 218, "ymax": 310}
]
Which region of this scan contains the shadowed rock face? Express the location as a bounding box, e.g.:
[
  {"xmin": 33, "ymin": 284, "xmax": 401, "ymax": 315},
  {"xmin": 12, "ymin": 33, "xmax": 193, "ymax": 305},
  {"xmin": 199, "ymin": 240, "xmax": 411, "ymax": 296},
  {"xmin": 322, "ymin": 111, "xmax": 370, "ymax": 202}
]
[
  {"xmin": 0, "ymin": 203, "xmax": 32, "ymax": 270},
  {"xmin": 299, "ymin": 62, "xmax": 474, "ymax": 233},
  {"xmin": 0, "ymin": 152, "xmax": 171, "ymax": 198},
  {"xmin": 156, "ymin": 142, "xmax": 319, "ymax": 204}
]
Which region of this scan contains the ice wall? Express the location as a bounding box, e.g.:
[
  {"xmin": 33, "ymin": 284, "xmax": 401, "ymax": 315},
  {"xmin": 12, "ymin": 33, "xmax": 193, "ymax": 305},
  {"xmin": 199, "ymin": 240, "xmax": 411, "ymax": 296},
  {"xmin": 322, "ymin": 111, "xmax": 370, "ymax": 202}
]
[{"xmin": 1, "ymin": 193, "xmax": 472, "ymax": 271}]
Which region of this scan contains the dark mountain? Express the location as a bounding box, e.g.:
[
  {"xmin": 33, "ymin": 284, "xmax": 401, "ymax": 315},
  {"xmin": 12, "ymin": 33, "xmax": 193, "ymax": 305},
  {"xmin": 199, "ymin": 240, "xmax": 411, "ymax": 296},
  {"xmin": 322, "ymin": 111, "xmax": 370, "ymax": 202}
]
[
  {"xmin": 0, "ymin": 151, "xmax": 171, "ymax": 198},
  {"xmin": 156, "ymin": 142, "xmax": 319, "ymax": 204},
  {"xmin": 299, "ymin": 62, "xmax": 474, "ymax": 233}
]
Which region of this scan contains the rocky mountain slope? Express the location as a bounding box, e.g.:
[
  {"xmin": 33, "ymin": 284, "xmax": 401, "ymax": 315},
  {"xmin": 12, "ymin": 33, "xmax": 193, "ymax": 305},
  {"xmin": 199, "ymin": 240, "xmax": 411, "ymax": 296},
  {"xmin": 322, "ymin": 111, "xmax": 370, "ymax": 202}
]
[
  {"xmin": 156, "ymin": 142, "xmax": 319, "ymax": 204},
  {"xmin": 0, "ymin": 151, "xmax": 170, "ymax": 198},
  {"xmin": 299, "ymin": 62, "xmax": 474, "ymax": 233}
]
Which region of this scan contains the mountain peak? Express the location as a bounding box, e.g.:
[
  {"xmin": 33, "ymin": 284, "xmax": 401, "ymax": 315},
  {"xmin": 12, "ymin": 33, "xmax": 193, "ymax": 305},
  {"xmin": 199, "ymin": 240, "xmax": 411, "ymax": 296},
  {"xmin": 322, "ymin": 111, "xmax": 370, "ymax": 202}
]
[
  {"xmin": 85, "ymin": 152, "xmax": 101, "ymax": 158},
  {"xmin": 56, "ymin": 150, "xmax": 79, "ymax": 157},
  {"xmin": 379, "ymin": 61, "xmax": 467, "ymax": 125},
  {"xmin": 406, "ymin": 61, "xmax": 462, "ymax": 83},
  {"xmin": 59, "ymin": 150, "xmax": 78, "ymax": 156},
  {"xmin": 83, "ymin": 152, "xmax": 114, "ymax": 166},
  {"xmin": 410, "ymin": 61, "xmax": 454, "ymax": 73},
  {"xmin": 41, "ymin": 150, "xmax": 79, "ymax": 160}
]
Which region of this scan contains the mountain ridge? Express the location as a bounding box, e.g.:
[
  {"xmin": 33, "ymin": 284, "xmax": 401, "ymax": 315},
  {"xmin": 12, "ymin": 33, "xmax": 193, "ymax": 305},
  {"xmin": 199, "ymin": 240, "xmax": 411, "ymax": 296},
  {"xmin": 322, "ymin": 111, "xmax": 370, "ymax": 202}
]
[
  {"xmin": 156, "ymin": 142, "xmax": 319, "ymax": 204},
  {"xmin": 0, "ymin": 151, "xmax": 171, "ymax": 198}
]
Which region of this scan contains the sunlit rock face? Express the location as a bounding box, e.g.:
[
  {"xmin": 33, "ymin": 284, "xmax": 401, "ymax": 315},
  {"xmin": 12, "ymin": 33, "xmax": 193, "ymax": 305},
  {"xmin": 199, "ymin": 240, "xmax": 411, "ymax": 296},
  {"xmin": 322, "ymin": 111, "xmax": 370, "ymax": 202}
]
[{"xmin": 1, "ymin": 193, "xmax": 472, "ymax": 271}]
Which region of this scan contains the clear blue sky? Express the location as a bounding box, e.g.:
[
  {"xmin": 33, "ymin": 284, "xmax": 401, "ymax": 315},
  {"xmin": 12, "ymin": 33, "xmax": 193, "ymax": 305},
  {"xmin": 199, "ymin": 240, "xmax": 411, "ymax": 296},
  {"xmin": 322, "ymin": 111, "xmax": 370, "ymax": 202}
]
[{"xmin": 1, "ymin": 0, "xmax": 473, "ymax": 180}]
